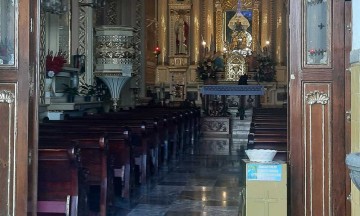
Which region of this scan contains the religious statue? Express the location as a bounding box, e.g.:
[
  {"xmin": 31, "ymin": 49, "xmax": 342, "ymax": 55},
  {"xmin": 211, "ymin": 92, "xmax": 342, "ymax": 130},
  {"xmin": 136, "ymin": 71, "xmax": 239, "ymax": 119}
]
[
  {"xmin": 174, "ymin": 15, "xmax": 189, "ymax": 54},
  {"xmin": 212, "ymin": 51, "xmax": 225, "ymax": 72},
  {"xmin": 224, "ymin": 12, "xmax": 252, "ymax": 81},
  {"xmin": 227, "ymin": 12, "xmax": 252, "ymax": 56},
  {"xmin": 231, "ymin": 22, "xmax": 252, "ymax": 51}
]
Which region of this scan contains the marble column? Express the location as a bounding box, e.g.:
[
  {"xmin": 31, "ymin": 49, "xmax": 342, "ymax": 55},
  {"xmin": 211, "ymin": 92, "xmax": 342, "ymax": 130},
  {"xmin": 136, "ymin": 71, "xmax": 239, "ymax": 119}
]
[
  {"xmin": 274, "ymin": 0, "xmax": 286, "ymax": 65},
  {"xmin": 191, "ymin": 0, "xmax": 201, "ymax": 64},
  {"xmin": 158, "ymin": 0, "xmax": 168, "ymax": 65},
  {"xmin": 204, "ymin": 0, "xmax": 214, "ymax": 56}
]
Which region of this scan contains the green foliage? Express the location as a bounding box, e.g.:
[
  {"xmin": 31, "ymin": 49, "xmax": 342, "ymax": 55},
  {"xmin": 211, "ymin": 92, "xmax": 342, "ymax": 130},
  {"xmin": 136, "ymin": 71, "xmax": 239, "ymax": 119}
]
[
  {"xmin": 62, "ymin": 84, "xmax": 79, "ymax": 96},
  {"xmin": 254, "ymin": 55, "xmax": 276, "ymax": 82},
  {"xmin": 196, "ymin": 59, "xmax": 217, "ymax": 81},
  {"xmin": 79, "ymin": 83, "xmax": 97, "ymax": 96}
]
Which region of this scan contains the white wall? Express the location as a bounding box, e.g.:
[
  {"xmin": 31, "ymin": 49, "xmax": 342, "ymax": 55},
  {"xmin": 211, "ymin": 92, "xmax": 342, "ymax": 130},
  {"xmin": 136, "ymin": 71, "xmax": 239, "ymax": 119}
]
[
  {"xmin": 352, "ymin": 1, "xmax": 360, "ymax": 51},
  {"xmin": 351, "ymin": 1, "xmax": 360, "ymax": 64}
]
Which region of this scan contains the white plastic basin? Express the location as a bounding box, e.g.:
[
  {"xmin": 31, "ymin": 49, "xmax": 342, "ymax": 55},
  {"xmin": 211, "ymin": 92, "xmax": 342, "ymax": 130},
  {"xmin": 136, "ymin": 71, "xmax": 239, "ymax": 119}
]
[{"xmin": 245, "ymin": 149, "xmax": 277, "ymax": 162}]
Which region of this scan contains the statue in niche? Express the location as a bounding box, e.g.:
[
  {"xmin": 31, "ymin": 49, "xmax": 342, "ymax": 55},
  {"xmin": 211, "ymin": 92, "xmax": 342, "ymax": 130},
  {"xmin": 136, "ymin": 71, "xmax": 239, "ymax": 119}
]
[
  {"xmin": 228, "ymin": 10, "xmax": 250, "ymax": 31},
  {"xmin": 231, "ymin": 22, "xmax": 252, "ymax": 51},
  {"xmin": 227, "ymin": 12, "xmax": 252, "ymax": 55},
  {"xmin": 174, "ymin": 14, "xmax": 189, "ymax": 54}
]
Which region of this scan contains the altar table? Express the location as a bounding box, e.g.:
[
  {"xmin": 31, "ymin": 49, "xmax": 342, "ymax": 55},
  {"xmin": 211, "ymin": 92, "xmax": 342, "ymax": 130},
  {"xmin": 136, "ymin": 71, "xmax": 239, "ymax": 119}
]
[
  {"xmin": 200, "ymin": 85, "xmax": 264, "ymax": 96},
  {"xmin": 200, "ymin": 85, "xmax": 264, "ymax": 117}
]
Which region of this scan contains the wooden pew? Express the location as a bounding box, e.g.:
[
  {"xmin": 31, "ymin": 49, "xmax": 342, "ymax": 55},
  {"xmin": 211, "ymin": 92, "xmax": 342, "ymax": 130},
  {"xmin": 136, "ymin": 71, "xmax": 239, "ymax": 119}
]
[
  {"xmin": 78, "ymin": 106, "xmax": 200, "ymax": 153},
  {"xmin": 38, "ymin": 129, "xmax": 135, "ymax": 197},
  {"xmin": 37, "ymin": 146, "xmax": 84, "ymax": 215},
  {"xmin": 39, "ymin": 135, "xmax": 111, "ymax": 215},
  {"xmin": 37, "ymin": 106, "xmax": 199, "ymax": 214},
  {"xmin": 44, "ymin": 114, "xmax": 173, "ymax": 167},
  {"xmin": 40, "ymin": 123, "xmax": 157, "ymax": 184}
]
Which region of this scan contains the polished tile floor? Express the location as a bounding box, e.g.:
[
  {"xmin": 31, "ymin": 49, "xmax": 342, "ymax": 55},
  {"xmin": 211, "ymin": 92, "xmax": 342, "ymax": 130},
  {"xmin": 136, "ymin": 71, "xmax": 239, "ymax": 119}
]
[{"xmin": 109, "ymin": 147, "xmax": 246, "ymax": 216}]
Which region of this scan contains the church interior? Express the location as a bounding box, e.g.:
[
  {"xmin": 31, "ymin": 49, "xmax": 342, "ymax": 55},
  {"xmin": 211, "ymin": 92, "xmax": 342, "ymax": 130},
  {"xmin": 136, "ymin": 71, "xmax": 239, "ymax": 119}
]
[
  {"xmin": 35, "ymin": 0, "xmax": 289, "ymax": 215},
  {"xmin": 0, "ymin": 0, "xmax": 360, "ymax": 216},
  {"xmin": 38, "ymin": 0, "xmax": 287, "ymax": 117}
]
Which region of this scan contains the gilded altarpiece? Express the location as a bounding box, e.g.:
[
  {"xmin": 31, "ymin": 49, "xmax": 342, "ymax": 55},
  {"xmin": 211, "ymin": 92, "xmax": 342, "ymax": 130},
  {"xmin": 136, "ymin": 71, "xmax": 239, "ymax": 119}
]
[{"xmin": 215, "ymin": 0, "xmax": 259, "ymax": 53}]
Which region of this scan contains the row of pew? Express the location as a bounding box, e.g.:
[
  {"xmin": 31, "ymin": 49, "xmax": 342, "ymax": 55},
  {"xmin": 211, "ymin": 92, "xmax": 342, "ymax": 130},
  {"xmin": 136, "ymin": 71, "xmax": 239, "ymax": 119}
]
[
  {"xmin": 37, "ymin": 106, "xmax": 201, "ymax": 215},
  {"xmin": 247, "ymin": 108, "xmax": 288, "ymax": 161}
]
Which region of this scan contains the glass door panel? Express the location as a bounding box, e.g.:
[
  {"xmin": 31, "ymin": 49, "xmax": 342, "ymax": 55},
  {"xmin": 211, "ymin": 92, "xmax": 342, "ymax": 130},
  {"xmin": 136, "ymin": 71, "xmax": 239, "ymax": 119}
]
[
  {"xmin": 305, "ymin": 0, "xmax": 330, "ymax": 65},
  {"xmin": 0, "ymin": 0, "xmax": 16, "ymax": 66}
]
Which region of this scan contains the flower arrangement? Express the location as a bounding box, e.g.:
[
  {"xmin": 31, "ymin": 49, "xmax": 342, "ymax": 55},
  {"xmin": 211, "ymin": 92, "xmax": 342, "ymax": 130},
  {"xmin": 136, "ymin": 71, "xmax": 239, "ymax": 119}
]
[
  {"xmin": 196, "ymin": 58, "xmax": 217, "ymax": 81},
  {"xmin": 46, "ymin": 50, "xmax": 67, "ymax": 78},
  {"xmin": 254, "ymin": 55, "xmax": 276, "ymax": 82}
]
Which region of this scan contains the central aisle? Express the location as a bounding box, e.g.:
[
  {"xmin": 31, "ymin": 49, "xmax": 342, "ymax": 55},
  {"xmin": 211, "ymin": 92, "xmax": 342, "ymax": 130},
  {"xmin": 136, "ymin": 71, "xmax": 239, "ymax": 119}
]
[{"xmin": 110, "ymin": 153, "xmax": 245, "ymax": 216}]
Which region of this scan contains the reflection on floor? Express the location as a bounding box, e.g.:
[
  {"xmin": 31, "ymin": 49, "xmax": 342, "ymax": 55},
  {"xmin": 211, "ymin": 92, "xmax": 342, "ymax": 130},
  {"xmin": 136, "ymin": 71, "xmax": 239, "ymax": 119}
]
[{"xmin": 109, "ymin": 149, "xmax": 246, "ymax": 216}]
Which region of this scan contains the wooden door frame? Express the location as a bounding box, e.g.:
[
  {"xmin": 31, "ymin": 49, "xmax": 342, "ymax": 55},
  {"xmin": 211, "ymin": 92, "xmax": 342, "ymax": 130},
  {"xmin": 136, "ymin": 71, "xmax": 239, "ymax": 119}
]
[
  {"xmin": 344, "ymin": 1, "xmax": 352, "ymax": 215},
  {"xmin": 28, "ymin": 0, "xmax": 40, "ymax": 215}
]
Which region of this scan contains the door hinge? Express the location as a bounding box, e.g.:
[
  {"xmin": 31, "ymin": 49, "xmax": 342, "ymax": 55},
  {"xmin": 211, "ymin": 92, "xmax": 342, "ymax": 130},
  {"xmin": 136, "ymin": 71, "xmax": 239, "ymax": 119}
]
[
  {"xmin": 30, "ymin": 18, "xmax": 33, "ymax": 33},
  {"xmin": 347, "ymin": 23, "xmax": 352, "ymax": 32},
  {"xmin": 28, "ymin": 150, "xmax": 32, "ymax": 165},
  {"xmin": 347, "ymin": 193, "xmax": 352, "ymax": 201},
  {"xmin": 346, "ymin": 110, "xmax": 351, "ymax": 123}
]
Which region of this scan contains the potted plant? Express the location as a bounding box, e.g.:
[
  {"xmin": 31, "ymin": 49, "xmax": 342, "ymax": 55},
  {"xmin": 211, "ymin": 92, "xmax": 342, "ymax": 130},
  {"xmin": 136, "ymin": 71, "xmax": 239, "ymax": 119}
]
[
  {"xmin": 254, "ymin": 55, "xmax": 276, "ymax": 82},
  {"xmin": 63, "ymin": 84, "xmax": 79, "ymax": 103},
  {"xmin": 80, "ymin": 83, "xmax": 96, "ymax": 102}
]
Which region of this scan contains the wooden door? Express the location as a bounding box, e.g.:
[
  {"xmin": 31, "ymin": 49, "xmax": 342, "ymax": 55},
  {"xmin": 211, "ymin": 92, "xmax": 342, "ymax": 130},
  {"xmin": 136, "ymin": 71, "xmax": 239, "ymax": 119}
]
[
  {"xmin": 0, "ymin": 0, "xmax": 32, "ymax": 215},
  {"xmin": 289, "ymin": 0, "xmax": 349, "ymax": 215}
]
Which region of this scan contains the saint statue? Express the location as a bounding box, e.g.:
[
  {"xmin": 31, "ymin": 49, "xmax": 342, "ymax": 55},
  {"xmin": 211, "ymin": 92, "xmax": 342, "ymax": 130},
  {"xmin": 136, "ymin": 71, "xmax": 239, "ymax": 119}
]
[
  {"xmin": 174, "ymin": 15, "xmax": 189, "ymax": 54},
  {"xmin": 212, "ymin": 51, "xmax": 225, "ymax": 72},
  {"xmin": 228, "ymin": 12, "xmax": 250, "ymax": 32},
  {"xmin": 231, "ymin": 22, "xmax": 252, "ymax": 50},
  {"xmin": 227, "ymin": 12, "xmax": 252, "ymax": 55}
]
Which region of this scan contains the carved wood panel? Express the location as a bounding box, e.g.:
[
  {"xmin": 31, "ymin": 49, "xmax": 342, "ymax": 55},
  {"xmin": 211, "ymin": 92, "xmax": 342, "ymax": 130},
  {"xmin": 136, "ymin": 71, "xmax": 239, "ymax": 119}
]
[
  {"xmin": 303, "ymin": 83, "xmax": 331, "ymax": 216},
  {"xmin": 0, "ymin": 86, "xmax": 16, "ymax": 215},
  {"xmin": 201, "ymin": 117, "xmax": 230, "ymax": 135}
]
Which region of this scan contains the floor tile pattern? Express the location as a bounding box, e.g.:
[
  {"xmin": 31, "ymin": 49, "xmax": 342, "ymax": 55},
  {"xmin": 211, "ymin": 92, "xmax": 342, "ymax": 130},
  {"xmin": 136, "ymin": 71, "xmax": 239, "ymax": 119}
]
[{"xmin": 109, "ymin": 153, "xmax": 245, "ymax": 216}]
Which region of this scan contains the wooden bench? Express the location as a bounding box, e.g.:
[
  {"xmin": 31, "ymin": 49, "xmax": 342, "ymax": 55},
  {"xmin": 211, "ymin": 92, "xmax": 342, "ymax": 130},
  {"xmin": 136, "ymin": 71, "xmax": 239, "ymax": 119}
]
[
  {"xmin": 40, "ymin": 123, "xmax": 159, "ymax": 183},
  {"xmin": 38, "ymin": 129, "xmax": 136, "ymax": 197},
  {"xmin": 43, "ymin": 114, "xmax": 175, "ymax": 167},
  {"xmin": 38, "ymin": 135, "xmax": 111, "ymax": 215},
  {"xmin": 37, "ymin": 147, "xmax": 83, "ymax": 215}
]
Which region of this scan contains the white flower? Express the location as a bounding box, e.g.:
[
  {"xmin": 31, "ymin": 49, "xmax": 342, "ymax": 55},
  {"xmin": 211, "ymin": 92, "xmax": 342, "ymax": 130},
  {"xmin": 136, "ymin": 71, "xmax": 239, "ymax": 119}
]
[{"xmin": 47, "ymin": 70, "xmax": 55, "ymax": 78}]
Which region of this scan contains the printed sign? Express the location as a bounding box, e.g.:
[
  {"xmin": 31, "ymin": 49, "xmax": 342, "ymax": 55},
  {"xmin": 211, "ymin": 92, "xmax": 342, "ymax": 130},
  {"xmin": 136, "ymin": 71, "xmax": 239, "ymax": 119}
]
[{"xmin": 247, "ymin": 163, "xmax": 282, "ymax": 181}]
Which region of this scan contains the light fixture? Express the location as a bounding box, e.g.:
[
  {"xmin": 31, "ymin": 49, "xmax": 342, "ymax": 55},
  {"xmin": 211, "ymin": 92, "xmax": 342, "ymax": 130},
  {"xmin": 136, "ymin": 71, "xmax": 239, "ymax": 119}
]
[
  {"xmin": 153, "ymin": 46, "xmax": 161, "ymax": 56},
  {"xmin": 79, "ymin": 0, "xmax": 105, "ymax": 8},
  {"xmin": 41, "ymin": 0, "xmax": 68, "ymax": 14}
]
